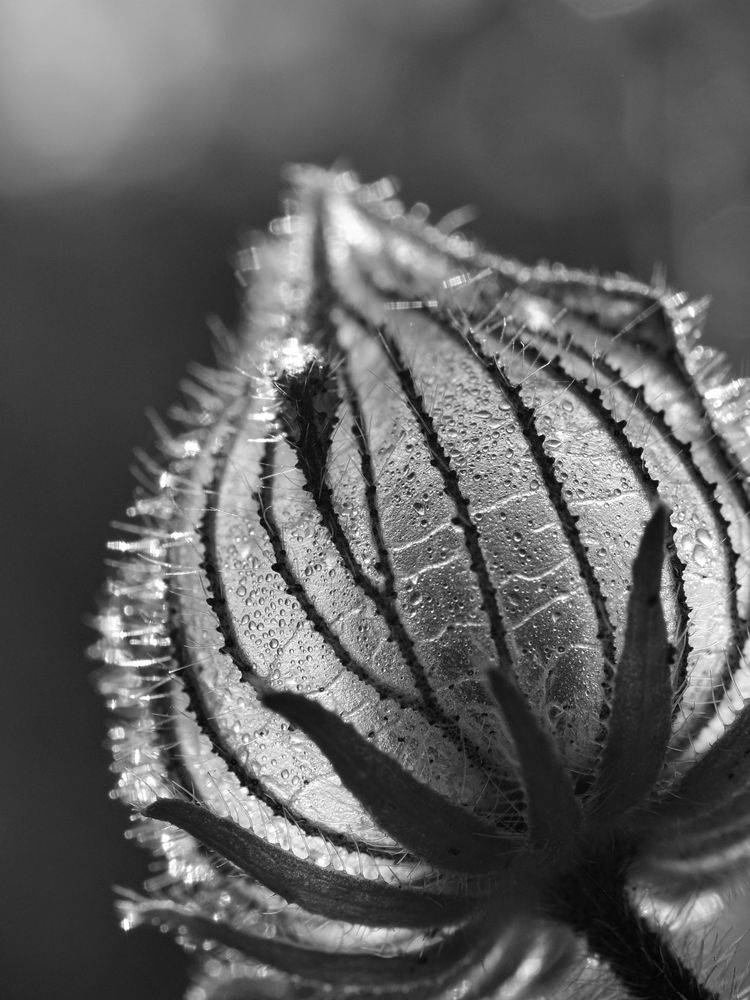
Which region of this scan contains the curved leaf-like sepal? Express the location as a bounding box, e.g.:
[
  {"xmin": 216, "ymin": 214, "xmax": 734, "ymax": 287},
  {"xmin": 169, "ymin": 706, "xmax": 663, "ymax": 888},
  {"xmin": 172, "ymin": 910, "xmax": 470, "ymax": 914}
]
[
  {"xmin": 144, "ymin": 797, "xmax": 475, "ymax": 928},
  {"xmin": 636, "ymin": 807, "xmax": 750, "ymax": 899},
  {"xmin": 125, "ymin": 899, "xmax": 463, "ymax": 987},
  {"xmin": 637, "ymin": 700, "xmax": 750, "ymax": 896},
  {"xmin": 666, "ymin": 700, "xmax": 750, "ymax": 819},
  {"xmin": 124, "ymin": 893, "xmax": 577, "ymax": 1000},
  {"xmin": 452, "ymin": 913, "xmax": 579, "ymax": 1000},
  {"xmin": 262, "ymin": 689, "xmax": 521, "ymax": 874},
  {"xmin": 586, "ymin": 504, "xmax": 673, "ymax": 826}
]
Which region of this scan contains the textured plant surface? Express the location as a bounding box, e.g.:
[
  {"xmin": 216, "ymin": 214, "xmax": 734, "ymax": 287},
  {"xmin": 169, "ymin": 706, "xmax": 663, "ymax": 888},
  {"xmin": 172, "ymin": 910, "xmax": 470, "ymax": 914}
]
[{"xmin": 94, "ymin": 167, "xmax": 750, "ymax": 999}]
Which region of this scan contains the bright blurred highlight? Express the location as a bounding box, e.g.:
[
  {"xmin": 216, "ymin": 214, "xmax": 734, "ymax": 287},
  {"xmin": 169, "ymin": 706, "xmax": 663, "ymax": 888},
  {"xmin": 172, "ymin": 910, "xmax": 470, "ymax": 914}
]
[
  {"xmin": 562, "ymin": 0, "xmax": 654, "ymax": 19},
  {"xmin": 0, "ymin": 0, "xmax": 357, "ymax": 193}
]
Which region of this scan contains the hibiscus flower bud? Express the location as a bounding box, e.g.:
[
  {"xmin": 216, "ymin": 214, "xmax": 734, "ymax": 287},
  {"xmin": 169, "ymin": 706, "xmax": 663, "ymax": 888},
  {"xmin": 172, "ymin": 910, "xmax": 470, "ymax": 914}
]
[{"xmin": 94, "ymin": 167, "xmax": 750, "ymax": 1000}]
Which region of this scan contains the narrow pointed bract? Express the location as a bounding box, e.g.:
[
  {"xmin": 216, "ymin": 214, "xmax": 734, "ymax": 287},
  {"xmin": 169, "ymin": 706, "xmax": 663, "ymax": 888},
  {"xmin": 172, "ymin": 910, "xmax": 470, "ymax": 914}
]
[
  {"xmin": 262, "ymin": 689, "xmax": 515, "ymax": 874},
  {"xmin": 144, "ymin": 797, "xmax": 474, "ymax": 927},
  {"xmin": 667, "ymin": 705, "xmax": 750, "ymax": 817},
  {"xmin": 485, "ymin": 666, "xmax": 581, "ymax": 853},
  {"xmin": 638, "ymin": 704, "xmax": 750, "ymax": 896},
  {"xmin": 128, "ymin": 901, "xmax": 465, "ymax": 986},
  {"xmin": 587, "ymin": 503, "xmax": 673, "ymax": 825},
  {"xmin": 94, "ymin": 167, "xmax": 750, "ymax": 1000}
]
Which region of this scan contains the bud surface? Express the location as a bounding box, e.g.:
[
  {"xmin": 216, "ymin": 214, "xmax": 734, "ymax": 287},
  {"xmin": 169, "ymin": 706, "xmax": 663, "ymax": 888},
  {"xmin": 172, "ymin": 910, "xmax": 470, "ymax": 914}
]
[{"xmin": 95, "ymin": 168, "xmax": 750, "ymax": 1000}]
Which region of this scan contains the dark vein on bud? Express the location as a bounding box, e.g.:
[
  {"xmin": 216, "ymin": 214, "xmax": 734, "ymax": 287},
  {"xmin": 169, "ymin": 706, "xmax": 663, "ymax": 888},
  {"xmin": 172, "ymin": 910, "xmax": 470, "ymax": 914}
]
[
  {"xmin": 375, "ymin": 273, "xmax": 692, "ymax": 722},
  {"xmin": 352, "ymin": 204, "xmax": 750, "ymax": 525},
  {"xmin": 168, "ymin": 607, "xmax": 385, "ymax": 852},
  {"xmin": 184, "ymin": 433, "xmax": 444, "ymax": 854},
  {"xmin": 255, "ymin": 436, "xmax": 501, "ymax": 781},
  {"xmin": 447, "ymin": 310, "xmax": 618, "ymax": 670},
  {"xmin": 128, "ymin": 617, "xmax": 199, "ymax": 802},
  {"xmin": 520, "ymin": 265, "xmax": 750, "ymax": 572},
  {"xmin": 373, "ymin": 324, "xmax": 517, "ymax": 681},
  {"xmin": 531, "ymin": 330, "xmax": 744, "ymax": 743},
  {"xmin": 339, "ymin": 267, "xmax": 687, "ymax": 772},
  {"xmin": 670, "ymin": 345, "xmax": 750, "ymax": 509},
  {"xmin": 534, "ymin": 326, "xmax": 740, "ymax": 607},
  {"xmin": 273, "ymin": 358, "xmax": 378, "ymax": 588},
  {"xmin": 199, "ymin": 494, "xmax": 261, "ymax": 684},
  {"xmin": 273, "ymin": 357, "xmax": 453, "ymax": 729},
  {"xmin": 168, "ymin": 608, "xmax": 246, "ymax": 783},
  {"xmin": 340, "ymin": 356, "xmax": 399, "ymax": 598},
  {"xmin": 558, "ymin": 280, "xmax": 750, "ymax": 517},
  {"xmin": 468, "ymin": 320, "xmax": 690, "ymax": 740},
  {"xmin": 304, "ymin": 206, "xmax": 495, "ymax": 760},
  {"xmin": 370, "ymin": 323, "xmax": 584, "ymax": 845},
  {"xmin": 339, "ymin": 278, "xmax": 618, "ymax": 677},
  {"xmin": 253, "ymin": 437, "xmax": 424, "ymax": 710},
  {"xmin": 492, "ymin": 323, "xmax": 691, "ymax": 690}
]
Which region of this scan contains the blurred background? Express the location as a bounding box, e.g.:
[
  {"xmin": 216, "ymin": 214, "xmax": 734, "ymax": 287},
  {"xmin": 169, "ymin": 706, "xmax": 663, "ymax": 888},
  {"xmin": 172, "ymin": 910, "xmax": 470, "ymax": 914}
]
[{"xmin": 3, "ymin": 1, "xmax": 750, "ymax": 997}]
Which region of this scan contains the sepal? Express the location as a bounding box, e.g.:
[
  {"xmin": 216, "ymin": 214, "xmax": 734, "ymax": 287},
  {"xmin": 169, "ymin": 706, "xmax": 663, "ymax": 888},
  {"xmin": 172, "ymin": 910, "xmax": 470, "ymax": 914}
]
[
  {"xmin": 122, "ymin": 890, "xmax": 578, "ymax": 1000},
  {"xmin": 145, "ymin": 797, "xmax": 476, "ymax": 928},
  {"xmin": 262, "ymin": 689, "xmax": 520, "ymax": 873},
  {"xmin": 636, "ymin": 813, "xmax": 750, "ymax": 900},
  {"xmin": 484, "ymin": 665, "xmax": 581, "ymax": 853},
  {"xmin": 586, "ymin": 505, "xmax": 673, "ymax": 826},
  {"xmin": 669, "ymin": 698, "xmax": 750, "ymax": 816},
  {"xmin": 635, "ymin": 699, "xmax": 750, "ymax": 896}
]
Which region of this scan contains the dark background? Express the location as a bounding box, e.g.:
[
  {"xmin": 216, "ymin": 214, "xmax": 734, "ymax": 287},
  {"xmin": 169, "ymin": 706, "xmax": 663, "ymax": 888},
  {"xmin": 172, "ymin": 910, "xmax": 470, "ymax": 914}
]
[{"xmin": 3, "ymin": 1, "xmax": 750, "ymax": 998}]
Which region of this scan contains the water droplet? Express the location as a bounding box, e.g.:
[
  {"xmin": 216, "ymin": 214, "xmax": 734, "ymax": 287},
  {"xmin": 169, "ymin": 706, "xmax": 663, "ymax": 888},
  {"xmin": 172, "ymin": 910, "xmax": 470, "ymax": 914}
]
[{"xmin": 695, "ymin": 527, "xmax": 711, "ymax": 547}]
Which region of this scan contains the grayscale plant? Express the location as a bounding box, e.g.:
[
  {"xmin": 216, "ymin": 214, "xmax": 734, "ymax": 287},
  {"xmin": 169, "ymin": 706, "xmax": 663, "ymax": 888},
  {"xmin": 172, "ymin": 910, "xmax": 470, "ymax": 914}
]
[{"xmin": 93, "ymin": 167, "xmax": 750, "ymax": 999}]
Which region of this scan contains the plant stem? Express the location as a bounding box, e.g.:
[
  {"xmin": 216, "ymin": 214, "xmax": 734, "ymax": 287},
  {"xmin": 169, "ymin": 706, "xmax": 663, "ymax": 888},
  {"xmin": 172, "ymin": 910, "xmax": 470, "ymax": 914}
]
[{"xmin": 548, "ymin": 842, "xmax": 722, "ymax": 1000}]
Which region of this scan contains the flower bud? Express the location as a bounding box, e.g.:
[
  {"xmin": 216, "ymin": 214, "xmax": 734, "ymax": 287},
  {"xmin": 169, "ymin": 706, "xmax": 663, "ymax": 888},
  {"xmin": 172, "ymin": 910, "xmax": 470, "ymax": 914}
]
[{"xmin": 94, "ymin": 168, "xmax": 750, "ymax": 999}]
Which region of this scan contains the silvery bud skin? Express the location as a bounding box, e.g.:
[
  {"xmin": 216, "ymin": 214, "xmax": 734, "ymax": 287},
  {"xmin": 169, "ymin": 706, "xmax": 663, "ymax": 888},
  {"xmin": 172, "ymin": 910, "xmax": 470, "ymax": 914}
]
[{"xmin": 94, "ymin": 167, "xmax": 750, "ymax": 1000}]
